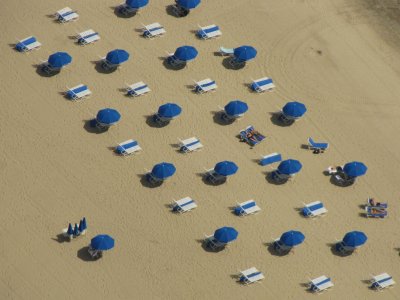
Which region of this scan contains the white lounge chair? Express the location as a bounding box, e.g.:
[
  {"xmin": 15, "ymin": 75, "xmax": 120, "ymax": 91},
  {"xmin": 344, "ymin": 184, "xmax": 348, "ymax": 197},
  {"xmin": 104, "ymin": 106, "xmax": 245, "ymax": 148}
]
[
  {"xmin": 56, "ymin": 7, "xmax": 79, "ymax": 23},
  {"xmin": 260, "ymin": 153, "xmax": 282, "ymax": 166},
  {"xmin": 142, "ymin": 23, "xmax": 166, "ymax": 38},
  {"xmin": 234, "ymin": 200, "xmax": 261, "ymax": 216},
  {"xmin": 251, "ymin": 77, "xmax": 275, "ymax": 92},
  {"xmin": 238, "ymin": 267, "xmax": 265, "ymax": 285},
  {"xmin": 179, "ymin": 137, "xmax": 203, "ymax": 153},
  {"xmin": 15, "ymin": 36, "xmax": 41, "ymax": 52},
  {"xmin": 219, "ymin": 47, "xmax": 234, "ymax": 56},
  {"xmin": 76, "ymin": 29, "xmax": 100, "ymax": 45},
  {"xmin": 302, "ymin": 201, "xmax": 327, "ymax": 218},
  {"xmin": 115, "ymin": 139, "xmax": 142, "ymax": 156},
  {"xmin": 172, "ymin": 197, "xmax": 197, "ymax": 213},
  {"xmin": 370, "ymin": 273, "xmax": 395, "ymax": 290},
  {"xmin": 66, "ymin": 84, "xmax": 92, "ymax": 101},
  {"xmin": 197, "ymin": 24, "xmax": 222, "ymax": 39},
  {"xmin": 309, "ymin": 276, "xmax": 334, "ymax": 293},
  {"xmin": 126, "ymin": 82, "xmax": 151, "ymax": 97},
  {"xmin": 194, "ymin": 78, "xmax": 217, "ymax": 94}
]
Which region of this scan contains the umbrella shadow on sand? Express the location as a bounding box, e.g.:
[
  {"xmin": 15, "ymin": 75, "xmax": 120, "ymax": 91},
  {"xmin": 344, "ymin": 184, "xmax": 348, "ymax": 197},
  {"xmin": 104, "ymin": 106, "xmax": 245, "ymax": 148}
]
[
  {"xmin": 77, "ymin": 246, "xmax": 96, "ymax": 262},
  {"xmin": 83, "ymin": 119, "xmax": 109, "ymax": 134},
  {"xmin": 269, "ymin": 112, "xmax": 294, "ymax": 127},
  {"xmin": 138, "ymin": 173, "xmax": 163, "ymax": 188},
  {"xmin": 212, "ymin": 111, "xmax": 234, "ymax": 126},
  {"xmin": 221, "ymin": 57, "xmax": 245, "ymax": 70}
]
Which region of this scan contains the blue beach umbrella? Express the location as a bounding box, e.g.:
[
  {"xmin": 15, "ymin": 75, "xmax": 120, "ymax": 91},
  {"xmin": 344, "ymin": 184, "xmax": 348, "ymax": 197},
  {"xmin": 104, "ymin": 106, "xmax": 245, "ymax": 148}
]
[
  {"xmin": 158, "ymin": 103, "xmax": 182, "ymax": 119},
  {"xmin": 79, "ymin": 220, "xmax": 84, "ymax": 232},
  {"xmin": 67, "ymin": 223, "xmax": 73, "ymax": 235},
  {"xmin": 91, "ymin": 234, "xmax": 115, "ymax": 250},
  {"xmin": 343, "ymin": 231, "xmax": 367, "ymax": 248},
  {"xmin": 277, "ymin": 159, "xmax": 302, "ymax": 175},
  {"xmin": 224, "ymin": 100, "xmax": 248, "ymax": 117},
  {"xmin": 73, "ymin": 223, "xmax": 80, "ymax": 236},
  {"xmin": 81, "ymin": 217, "xmax": 87, "ymax": 231},
  {"xmin": 233, "ymin": 46, "xmax": 257, "ymax": 61},
  {"xmin": 214, "ymin": 161, "xmax": 239, "ymax": 176},
  {"xmin": 343, "ymin": 162, "xmax": 367, "ymax": 178},
  {"xmin": 174, "ymin": 46, "xmax": 198, "ymax": 61},
  {"xmin": 214, "ymin": 227, "xmax": 238, "ymax": 244},
  {"xmin": 106, "ymin": 49, "xmax": 130, "ymax": 65},
  {"xmin": 48, "ymin": 52, "xmax": 72, "ymax": 68},
  {"xmin": 151, "ymin": 162, "xmax": 176, "ymax": 179},
  {"xmin": 126, "ymin": 0, "xmax": 149, "ymax": 8},
  {"xmin": 280, "ymin": 230, "xmax": 305, "ymax": 247},
  {"xmin": 96, "ymin": 108, "xmax": 121, "ymax": 126},
  {"xmin": 176, "ymin": 0, "xmax": 201, "ymax": 9},
  {"xmin": 282, "ymin": 101, "xmax": 307, "ymax": 118}
]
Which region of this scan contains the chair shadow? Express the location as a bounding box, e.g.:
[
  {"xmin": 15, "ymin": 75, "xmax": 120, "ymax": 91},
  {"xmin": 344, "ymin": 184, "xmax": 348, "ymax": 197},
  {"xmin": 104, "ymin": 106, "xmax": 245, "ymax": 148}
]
[
  {"xmin": 201, "ymin": 174, "xmax": 227, "ymax": 186},
  {"xmin": 51, "ymin": 234, "xmax": 70, "ymax": 243},
  {"xmin": 269, "ymin": 112, "xmax": 294, "ymax": 127},
  {"xmin": 162, "ymin": 58, "xmax": 186, "ymax": 70},
  {"xmin": 200, "ymin": 241, "xmax": 226, "ymax": 253},
  {"xmin": 170, "ymin": 143, "xmax": 181, "ymax": 149},
  {"xmin": 251, "ymin": 158, "xmax": 261, "ymax": 165},
  {"xmin": 139, "ymin": 174, "xmax": 163, "ymax": 188},
  {"xmin": 328, "ymin": 243, "xmax": 353, "ymax": 257},
  {"xmin": 112, "ymin": 6, "xmax": 137, "ymax": 18},
  {"xmin": 300, "ymin": 144, "xmax": 310, "ymax": 150},
  {"xmin": 35, "ymin": 64, "xmax": 60, "ymax": 77},
  {"xmin": 145, "ymin": 115, "xmax": 170, "ymax": 128},
  {"xmin": 265, "ymin": 172, "xmax": 288, "ymax": 185},
  {"xmin": 77, "ymin": 246, "xmax": 97, "ymax": 262},
  {"xmin": 222, "ymin": 57, "xmax": 245, "ymax": 70},
  {"xmin": 265, "ymin": 242, "xmax": 290, "ymax": 257},
  {"xmin": 94, "ymin": 61, "xmax": 117, "ymax": 74},
  {"xmin": 212, "ymin": 111, "xmax": 234, "ymax": 126}
]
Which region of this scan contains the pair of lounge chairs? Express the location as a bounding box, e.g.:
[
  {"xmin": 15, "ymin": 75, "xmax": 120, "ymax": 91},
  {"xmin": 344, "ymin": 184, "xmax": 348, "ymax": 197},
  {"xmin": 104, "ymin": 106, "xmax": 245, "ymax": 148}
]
[
  {"xmin": 302, "ymin": 201, "xmax": 328, "ymax": 218},
  {"xmin": 178, "ymin": 137, "xmax": 203, "ymax": 153},
  {"xmin": 239, "ymin": 126, "xmax": 265, "ymax": 147},
  {"xmin": 75, "ymin": 29, "xmax": 100, "ymax": 46},
  {"xmin": 15, "ymin": 36, "xmax": 41, "ymax": 52},
  {"xmin": 197, "ymin": 24, "xmax": 222, "ymax": 39},
  {"xmin": 172, "ymin": 197, "xmax": 197, "ymax": 213},
  {"xmin": 204, "ymin": 234, "xmax": 227, "ymax": 250},
  {"xmin": 370, "ymin": 273, "xmax": 395, "ymax": 290},
  {"xmin": 234, "ymin": 200, "xmax": 261, "ymax": 216},
  {"xmin": 194, "ymin": 78, "xmax": 217, "ymax": 94},
  {"xmin": 142, "ymin": 23, "xmax": 166, "ymax": 38},
  {"xmin": 65, "ymin": 84, "xmax": 92, "ymax": 101},
  {"xmin": 55, "ymin": 7, "xmax": 79, "ymax": 23},
  {"xmin": 365, "ymin": 198, "xmax": 388, "ymax": 218},
  {"xmin": 309, "ymin": 276, "xmax": 334, "ymax": 293},
  {"xmin": 126, "ymin": 82, "xmax": 151, "ymax": 97},
  {"xmin": 115, "ymin": 140, "xmax": 142, "ymax": 156},
  {"xmin": 238, "ymin": 267, "xmax": 264, "ymax": 285}
]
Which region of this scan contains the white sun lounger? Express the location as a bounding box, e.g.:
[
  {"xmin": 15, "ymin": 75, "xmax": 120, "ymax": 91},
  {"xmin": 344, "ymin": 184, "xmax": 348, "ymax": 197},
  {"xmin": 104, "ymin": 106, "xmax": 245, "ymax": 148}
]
[
  {"xmin": 197, "ymin": 24, "xmax": 222, "ymax": 39},
  {"xmin": 66, "ymin": 84, "xmax": 92, "ymax": 101},
  {"xmin": 251, "ymin": 77, "xmax": 275, "ymax": 92},
  {"xmin": 172, "ymin": 197, "xmax": 197, "ymax": 213},
  {"xmin": 126, "ymin": 81, "xmax": 151, "ymax": 97},
  {"xmin": 56, "ymin": 7, "xmax": 79, "ymax": 23},
  {"xmin": 260, "ymin": 153, "xmax": 282, "ymax": 166},
  {"xmin": 116, "ymin": 139, "xmax": 142, "ymax": 156},
  {"xmin": 239, "ymin": 267, "xmax": 265, "ymax": 285},
  {"xmin": 371, "ymin": 273, "xmax": 395, "ymax": 290},
  {"xmin": 194, "ymin": 78, "xmax": 217, "ymax": 94},
  {"xmin": 142, "ymin": 23, "xmax": 166, "ymax": 38},
  {"xmin": 219, "ymin": 47, "xmax": 234, "ymax": 56},
  {"xmin": 309, "ymin": 276, "xmax": 334, "ymax": 293},
  {"xmin": 235, "ymin": 200, "xmax": 261, "ymax": 216},
  {"xmin": 302, "ymin": 201, "xmax": 327, "ymax": 218},
  {"xmin": 76, "ymin": 29, "xmax": 100, "ymax": 45},
  {"xmin": 15, "ymin": 36, "xmax": 41, "ymax": 52},
  {"xmin": 179, "ymin": 137, "xmax": 203, "ymax": 153}
]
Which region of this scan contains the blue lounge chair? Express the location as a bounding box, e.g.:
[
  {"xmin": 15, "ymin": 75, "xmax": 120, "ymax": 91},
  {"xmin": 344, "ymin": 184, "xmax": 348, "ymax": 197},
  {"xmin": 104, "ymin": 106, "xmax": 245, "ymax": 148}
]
[
  {"xmin": 66, "ymin": 84, "xmax": 92, "ymax": 101},
  {"xmin": 179, "ymin": 137, "xmax": 203, "ymax": 153},
  {"xmin": 260, "ymin": 153, "xmax": 282, "ymax": 166},
  {"xmin": 302, "ymin": 201, "xmax": 327, "ymax": 218},
  {"xmin": 308, "ymin": 137, "xmax": 329, "ymax": 153},
  {"xmin": 194, "ymin": 78, "xmax": 217, "ymax": 93},
  {"xmin": 142, "ymin": 23, "xmax": 166, "ymax": 38},
  {"xmin": 251, "ymin": 77, "xmax": 275, "ymax": 93},
  {"xmin": 239, "ymin": 126, "xmax": 265, "ymax": 146},
  {"xmin": 76, "ymin": 29, "xmax": 100, "ymax": 45},
  {"xmin": 197, "ymin": 24, "xmax": 221, "ymax": 39},
  {"xmin": 15, "ymin": 36, "xmax": 41, "ymax": 52}
]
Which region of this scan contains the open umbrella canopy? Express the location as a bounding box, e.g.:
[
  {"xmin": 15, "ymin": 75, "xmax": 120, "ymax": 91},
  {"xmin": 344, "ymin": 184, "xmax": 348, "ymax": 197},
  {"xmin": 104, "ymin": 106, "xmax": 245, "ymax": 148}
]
[
  {"xmin": 106, "ymin": 49, "xmax": 130, "ymax": 65},
  {"xmin": 214, "ymin": 161, "xmax": 238, "ymax": 176},
  {"xmin": 48, "ymin": 52, "xmax": 72, "ymax": 68},
  {"xmin": 343, "ymin": 231, "xmax": 367, "ymax": 248},
  {"xmin": 214, "ymin": 227, "xmax": 238, "ymax": 243},
  {"xmin": 176, "ymin": 0, "xmax": 201, "ymax": 9},
  {"xmin": 233, "ymin": 46, "xmax": 257, "ymax": 61},
  {"xmin": 343, "ymin": 162, "xmax": 367, "ymax": 177},
  {"xmin": 174, "ymin": 46, "xmax": 198, "ymax": 61},
  {"xmin": 224, "ymin": 100, "xmax": 248, "ymax": 116},
  {"xmin": 91, "ymin": 234, "xmax": 115, "ymax": 250},
  {"xmin": 282, "ymin": 101, "xmax": 307, "ymax": 118},
  {"xmin": 151, "ymin": 162, "xmax": 176, "ymax": 179},
  {"xmin": 158, "ymin": 103, "xmax": 182, "ymax": 119},
  {"xmin": 126, "ymin": 0, "xmax": 148, "ymax": 8},
  {"xmin": 96, "ymin": 108, "xmax": 121, "ymax": 125},
  {"xmin": 277, "ymin": 159, "xmax": 302, "ymax": 175},
  {"xmin": 280, "ymin": 230, "xmax": 305, "ymax": 247}
]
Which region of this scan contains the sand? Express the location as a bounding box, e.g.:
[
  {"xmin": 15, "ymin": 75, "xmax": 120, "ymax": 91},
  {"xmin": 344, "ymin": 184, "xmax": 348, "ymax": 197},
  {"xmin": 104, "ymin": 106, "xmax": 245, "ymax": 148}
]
[{"xmin": 1, "ymin": 0, "xmax": 400, "ymax": 299}]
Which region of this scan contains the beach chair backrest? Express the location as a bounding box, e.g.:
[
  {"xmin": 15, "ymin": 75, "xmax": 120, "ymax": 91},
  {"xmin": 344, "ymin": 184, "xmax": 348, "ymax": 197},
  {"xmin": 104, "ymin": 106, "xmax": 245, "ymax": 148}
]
[{"xmin": 260, "ymin": 153, "xmax": 282, "ymax": 166}]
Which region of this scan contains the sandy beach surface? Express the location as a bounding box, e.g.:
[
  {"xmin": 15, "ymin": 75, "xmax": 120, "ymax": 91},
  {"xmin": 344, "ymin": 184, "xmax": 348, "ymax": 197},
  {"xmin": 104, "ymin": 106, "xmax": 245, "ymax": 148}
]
[{"xmin": 2, "ymin": 0, "xmax": 400, "ymax": 299}]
